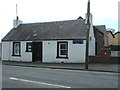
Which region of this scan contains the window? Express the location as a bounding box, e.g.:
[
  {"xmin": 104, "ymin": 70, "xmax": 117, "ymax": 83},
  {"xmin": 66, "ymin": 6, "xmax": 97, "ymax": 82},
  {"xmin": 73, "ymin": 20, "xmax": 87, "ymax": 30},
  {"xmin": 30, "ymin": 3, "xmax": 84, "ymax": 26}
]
[
  {"xmin": 12, "ymin": 42, "xmax": 21, "ymax": 56},
  {"xmin": 57, "ymin": 42, "xmax": 68, "ymax": 59},
  {"xmin": 90, "ymin": 36, "xmax": 92, "ymax": 41},
  {"xmin": 26, "ymin": 43, "xmax": 32, "ymax": 52}
]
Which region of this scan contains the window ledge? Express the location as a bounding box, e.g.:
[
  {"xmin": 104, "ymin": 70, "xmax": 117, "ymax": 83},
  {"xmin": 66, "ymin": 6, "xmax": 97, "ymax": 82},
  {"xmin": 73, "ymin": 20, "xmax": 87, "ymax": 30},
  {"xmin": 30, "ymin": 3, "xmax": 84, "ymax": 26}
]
[
  {"xmin": 56, "ymin": 56, "xmax": 68, "ymax": 59},
  {"xmin": 25, "ymin": 50, "xmax": 32, "ymax": 52},
  {"xmin": 12, "ymin": 55, "xmax": 21, "ymax": 57}
]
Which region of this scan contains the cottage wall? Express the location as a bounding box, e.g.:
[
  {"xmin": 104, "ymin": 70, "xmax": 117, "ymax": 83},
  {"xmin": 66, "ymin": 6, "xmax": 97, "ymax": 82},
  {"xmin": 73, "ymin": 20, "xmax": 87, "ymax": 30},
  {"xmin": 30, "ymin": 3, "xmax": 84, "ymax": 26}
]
[
  {"xmin": 2, "ymin": 41, "xmax": 32, "ymax": 61},
  {"xmin": 43, "ymin": 40, "xmax": 86, "ymax": 63},
  {"xmin": 2, "ymin": 40, "xmax": 86, "ymax": 63},
  {"xmin": 2, "ymin": 42, "xmax": 10, "ymax": 60}
]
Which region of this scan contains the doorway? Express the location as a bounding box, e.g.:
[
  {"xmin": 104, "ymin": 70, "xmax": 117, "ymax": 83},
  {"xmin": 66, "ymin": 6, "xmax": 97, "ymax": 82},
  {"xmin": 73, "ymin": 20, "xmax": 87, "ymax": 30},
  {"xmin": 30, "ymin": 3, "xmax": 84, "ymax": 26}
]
[{"xmin": 32, "ymin": 42, "xmax": 42, "ymax": 62}]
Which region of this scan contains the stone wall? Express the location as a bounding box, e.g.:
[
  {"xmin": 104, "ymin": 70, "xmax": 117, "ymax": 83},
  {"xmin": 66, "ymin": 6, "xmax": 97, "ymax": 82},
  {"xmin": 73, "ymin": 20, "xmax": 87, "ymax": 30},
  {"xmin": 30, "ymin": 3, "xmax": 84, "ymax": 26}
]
[{"xmin": 89, "ymin": 56, "xmax": 120, "ymax": 64}]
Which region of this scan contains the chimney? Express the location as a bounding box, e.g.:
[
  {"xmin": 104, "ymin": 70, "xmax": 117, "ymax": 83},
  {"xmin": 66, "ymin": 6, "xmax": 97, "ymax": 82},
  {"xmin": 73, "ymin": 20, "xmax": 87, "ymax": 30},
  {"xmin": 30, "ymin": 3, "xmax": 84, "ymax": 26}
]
[
  {"xmin": 13, "ymin": 4, "xmax": 22, "ymax": 28},
  {"xmin": 13, "ymin": 19, "xmax": 22, "ymax": 28}
]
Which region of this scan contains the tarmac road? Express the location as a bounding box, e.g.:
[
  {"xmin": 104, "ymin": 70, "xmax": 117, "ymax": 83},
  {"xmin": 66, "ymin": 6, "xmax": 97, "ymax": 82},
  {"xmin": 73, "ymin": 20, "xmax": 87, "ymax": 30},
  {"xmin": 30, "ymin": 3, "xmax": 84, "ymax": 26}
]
[{"xmin": 2, "ymin": 64, "xmax": 119, "ymax": 88}]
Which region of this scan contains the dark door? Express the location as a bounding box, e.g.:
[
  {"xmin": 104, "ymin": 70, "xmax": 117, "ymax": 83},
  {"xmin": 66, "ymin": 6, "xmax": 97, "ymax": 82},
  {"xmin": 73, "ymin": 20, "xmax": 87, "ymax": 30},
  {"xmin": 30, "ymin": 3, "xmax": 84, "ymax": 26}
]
[
  {"xmin": 32, "ymin": 42, "xmax": 42, "ymax": 62},
  {"xmin": 95, "ymin": 42, "xmax": 97, "ymax": 55}
]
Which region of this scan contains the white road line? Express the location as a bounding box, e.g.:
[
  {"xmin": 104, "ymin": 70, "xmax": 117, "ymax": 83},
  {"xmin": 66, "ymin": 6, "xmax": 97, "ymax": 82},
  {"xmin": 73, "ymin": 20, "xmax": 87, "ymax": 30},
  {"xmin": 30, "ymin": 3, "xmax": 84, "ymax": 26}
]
[{"xmin": 9, "ymin": 77, "xmax": 71, "ymax": 88}]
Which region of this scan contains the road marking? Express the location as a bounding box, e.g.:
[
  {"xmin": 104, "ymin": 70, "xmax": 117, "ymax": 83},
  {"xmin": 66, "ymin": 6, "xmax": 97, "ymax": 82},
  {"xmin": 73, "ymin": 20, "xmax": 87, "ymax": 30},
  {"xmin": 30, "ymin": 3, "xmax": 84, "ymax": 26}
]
[{"xmin": 9, "ymin": 77, "xmax": 71, "ymax": 88}]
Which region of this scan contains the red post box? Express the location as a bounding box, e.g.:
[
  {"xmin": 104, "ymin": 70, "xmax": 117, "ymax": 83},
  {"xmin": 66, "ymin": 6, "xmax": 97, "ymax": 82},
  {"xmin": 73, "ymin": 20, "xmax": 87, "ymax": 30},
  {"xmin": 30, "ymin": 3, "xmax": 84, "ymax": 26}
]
[{"xmin": 103, "ymin": 49, "xmax": 108, "ymax": 58}]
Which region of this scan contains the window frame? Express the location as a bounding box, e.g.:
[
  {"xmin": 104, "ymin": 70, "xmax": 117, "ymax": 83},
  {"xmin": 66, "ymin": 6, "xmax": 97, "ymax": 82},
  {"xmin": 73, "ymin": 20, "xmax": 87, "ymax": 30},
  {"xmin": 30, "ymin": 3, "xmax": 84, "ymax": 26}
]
[
  {"xmin": 26, "ymin": 42, "xmax": 32, "ymax": 52},
  {"xmin": 12, "ymin": 42, "xmax": 21, "ymax": 56},
  {"xmin": 56, "ymin": 42, "xmax": 68, "ymax": 59}
]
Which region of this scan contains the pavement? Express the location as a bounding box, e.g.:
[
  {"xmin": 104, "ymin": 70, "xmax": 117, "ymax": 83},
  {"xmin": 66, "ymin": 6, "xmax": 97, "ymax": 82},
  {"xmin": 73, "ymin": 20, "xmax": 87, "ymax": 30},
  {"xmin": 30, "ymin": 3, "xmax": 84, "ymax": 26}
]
[{"xmin": 1, "ymin": 60, "xmax": 120, "ymax": 73}]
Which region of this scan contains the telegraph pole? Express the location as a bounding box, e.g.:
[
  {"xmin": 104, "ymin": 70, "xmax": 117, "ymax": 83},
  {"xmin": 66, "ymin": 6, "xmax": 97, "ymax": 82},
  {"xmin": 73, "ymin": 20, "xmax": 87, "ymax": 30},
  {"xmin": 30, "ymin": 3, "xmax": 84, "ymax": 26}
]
[
  {"xmin": 85, "ymin": 0, "xmax": 90, "ymax": 69},
  {"xmin": 16, "ymin": 4, "xmax": 19, "ymax": 20}
]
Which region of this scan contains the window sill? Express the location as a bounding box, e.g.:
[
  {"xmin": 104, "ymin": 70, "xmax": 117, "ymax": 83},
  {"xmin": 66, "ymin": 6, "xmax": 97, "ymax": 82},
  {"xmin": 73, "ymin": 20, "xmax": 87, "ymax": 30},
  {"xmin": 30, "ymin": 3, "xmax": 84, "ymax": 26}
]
[
  {"xmin": 56, "ymin": 56, "xmax": 68, "ymax": 59},
  {"xmin": 12, "ymin": 55, "xmax": 21, "ymax": 57},
  {"xmin": 25, "ymin": 50, "xmax": 32, "ymax": 52}
]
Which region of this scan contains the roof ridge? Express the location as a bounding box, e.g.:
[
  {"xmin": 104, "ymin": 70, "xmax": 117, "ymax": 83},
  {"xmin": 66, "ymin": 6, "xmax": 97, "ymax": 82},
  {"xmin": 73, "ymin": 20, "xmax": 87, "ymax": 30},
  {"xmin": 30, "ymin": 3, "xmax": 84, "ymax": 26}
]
[{"xmin": 21, "ymin": 19, "xmax": 85, "ymax": 25}]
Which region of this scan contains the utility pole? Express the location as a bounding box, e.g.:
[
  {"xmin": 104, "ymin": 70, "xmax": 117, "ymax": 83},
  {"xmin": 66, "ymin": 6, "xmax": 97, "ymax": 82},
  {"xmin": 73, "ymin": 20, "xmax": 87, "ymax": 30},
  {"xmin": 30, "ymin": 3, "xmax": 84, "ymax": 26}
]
[
  {"xmin": 16, "ymin": 4, "xmax": 19, "ymax": 20},
  {"xmin": 85, "ymin": 0, "xmax": 90, "ymax": 69}
]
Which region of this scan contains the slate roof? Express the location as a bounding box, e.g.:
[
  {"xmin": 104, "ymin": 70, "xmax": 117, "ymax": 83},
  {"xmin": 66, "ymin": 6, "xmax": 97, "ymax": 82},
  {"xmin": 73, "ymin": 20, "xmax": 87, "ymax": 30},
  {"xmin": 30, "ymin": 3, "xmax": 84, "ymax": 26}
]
[
  {"xmin": 2, "ymin": 19, "xmax": 87, "ymax": 41},
  {"xmin": 94, "ymin": 25, "xmax": 106, "ymax": 33},
  {"xmin": 93, "ymin": 26, "xmax": 104, "ymax": 35}
]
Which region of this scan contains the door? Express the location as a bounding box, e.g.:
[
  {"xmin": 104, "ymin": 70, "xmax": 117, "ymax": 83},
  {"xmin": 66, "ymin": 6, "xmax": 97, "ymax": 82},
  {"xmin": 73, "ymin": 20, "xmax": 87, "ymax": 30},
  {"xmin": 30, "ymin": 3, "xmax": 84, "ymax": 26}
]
[
  {"xmin": 32, "ymin": 42, "xmax": 42, "ymax": 62},
  {"xmin": 95, "ymin": 42, "xmax": 97, "ymax": 55}
]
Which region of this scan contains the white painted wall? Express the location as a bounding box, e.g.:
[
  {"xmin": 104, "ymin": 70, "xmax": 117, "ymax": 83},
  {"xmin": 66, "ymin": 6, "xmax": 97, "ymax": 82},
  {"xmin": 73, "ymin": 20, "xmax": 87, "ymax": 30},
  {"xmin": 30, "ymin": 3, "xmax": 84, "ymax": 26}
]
[
  {"xmin": 87, "ymin": 14, "xmax": 95, "ymax": 56},
  {"xmin": 2, "ymin": 42, "xmax": 11, "ymax": 61},
  {"xmin": 2, "ymin": 41, "xmax": 32, "ymax": 62},
  {"xmin": 43, "ymin": 40, "xmax": 86, "ymax": 63},
  {"xmin": 2, "ymin": 40, "xmax": 92, "ymax": 63},
  {"xmin": 89, "ymin": 22, "xmax": 95, "ymax": 56}
]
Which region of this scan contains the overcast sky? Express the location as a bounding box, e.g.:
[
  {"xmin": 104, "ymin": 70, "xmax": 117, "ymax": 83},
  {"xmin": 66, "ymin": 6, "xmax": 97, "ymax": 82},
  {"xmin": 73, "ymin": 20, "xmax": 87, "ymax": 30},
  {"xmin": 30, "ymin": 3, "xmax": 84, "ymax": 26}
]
[{"xmin": 0, "ymin": 0, "xmax": 119, "ymax": 40}]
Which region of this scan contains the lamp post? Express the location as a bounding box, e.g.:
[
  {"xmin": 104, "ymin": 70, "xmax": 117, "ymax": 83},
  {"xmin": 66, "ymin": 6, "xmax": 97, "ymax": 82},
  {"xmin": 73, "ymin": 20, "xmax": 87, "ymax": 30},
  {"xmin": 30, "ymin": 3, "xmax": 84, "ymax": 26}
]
[{"xmin": 85, "ymin": 0, "xmax": 90, "ymax": 70}]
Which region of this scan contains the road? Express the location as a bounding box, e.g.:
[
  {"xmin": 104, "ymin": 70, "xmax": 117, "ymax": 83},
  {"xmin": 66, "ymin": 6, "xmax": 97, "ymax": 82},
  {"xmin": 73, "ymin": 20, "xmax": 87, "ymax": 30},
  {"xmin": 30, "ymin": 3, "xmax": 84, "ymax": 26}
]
[{"xmin": 2, "ymin": 64, "xmax": 119, "ymax": 88}]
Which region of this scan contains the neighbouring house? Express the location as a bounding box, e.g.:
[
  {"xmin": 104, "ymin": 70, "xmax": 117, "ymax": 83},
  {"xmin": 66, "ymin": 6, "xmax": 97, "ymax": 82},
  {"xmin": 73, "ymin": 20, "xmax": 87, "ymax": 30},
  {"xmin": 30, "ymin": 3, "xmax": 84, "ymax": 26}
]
[
  {"xmin": 1, "ymin": 1, "xmax": 96, "ymax": 63},
  {"xmin": 95, "ymin": 25, "xmax": 108, "ymax": 47},
  {"xmin": 110, "ymin": 31, "xmax": 120, "ymax": 57},
  {"xmin": 105, "ymin": 30, "xmax": 120, "ymax": 57},
  {"xmin": 113, "ymin": 32, "xmax": 120, "ymax": 45},
  {"xmin": 93, "ymin": 26, "xmax": 104, "ymax": 56},
  {"xmin": 106, "ymin": 31, "xmax": 115, "ymax": 46}
]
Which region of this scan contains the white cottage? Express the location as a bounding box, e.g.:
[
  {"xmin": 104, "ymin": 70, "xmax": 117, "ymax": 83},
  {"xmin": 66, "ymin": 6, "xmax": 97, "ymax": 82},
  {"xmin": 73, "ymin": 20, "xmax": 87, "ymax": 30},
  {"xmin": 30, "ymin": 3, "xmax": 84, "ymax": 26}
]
[
  {"xmin": 2, "ymin": 18, "xmax": 95, "ymax": 63},
  {"xmin": 2, "ymin": 0, "xmax": 95, "ymax": 63}
]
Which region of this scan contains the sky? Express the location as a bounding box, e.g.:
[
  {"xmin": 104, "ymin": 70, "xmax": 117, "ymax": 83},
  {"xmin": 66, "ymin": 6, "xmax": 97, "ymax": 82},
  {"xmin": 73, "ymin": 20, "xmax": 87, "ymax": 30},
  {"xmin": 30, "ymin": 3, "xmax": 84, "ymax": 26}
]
[{"xmin": 0, "ymin": 0, "xmax": 119, "ymax": 40}]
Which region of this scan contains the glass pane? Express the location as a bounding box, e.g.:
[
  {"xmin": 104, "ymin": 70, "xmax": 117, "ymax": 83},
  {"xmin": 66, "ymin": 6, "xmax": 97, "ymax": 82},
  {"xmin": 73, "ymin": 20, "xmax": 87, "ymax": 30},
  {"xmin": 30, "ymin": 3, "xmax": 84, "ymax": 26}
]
[
  {"xmin": 60, "ymin": 44, "xmax": 66, "ymax": 49},
  {"xmin": 27, "ymin": 43, "xmax": 32, "ymax": 51},
  {"xmin": 60, "ymin": 50, "xmax": 66, "ymax": 55},
  {"xmin": 28, "ymin": 47, "xmax": 31, "ymax": 51},
  {"xmin": 28, "ymin": 45, "xmax": 31, "ymax": 48},
  {"xmin": 14, "ymin": 43, "xmax": 20, "ymax": 55},
  {"xmin": 28, "ymin": 48, "xmax": 31, "ymax": 51}
]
